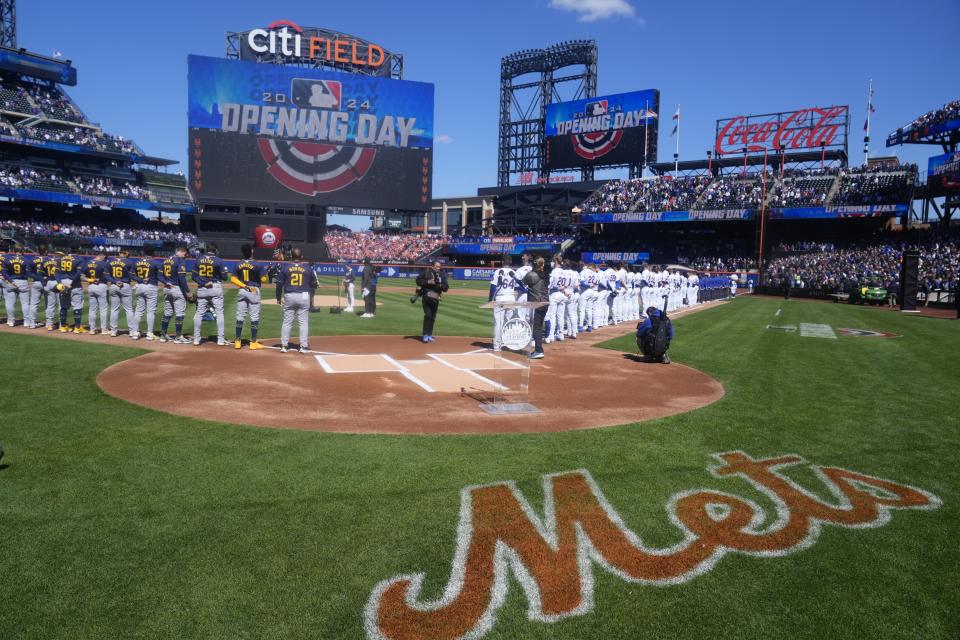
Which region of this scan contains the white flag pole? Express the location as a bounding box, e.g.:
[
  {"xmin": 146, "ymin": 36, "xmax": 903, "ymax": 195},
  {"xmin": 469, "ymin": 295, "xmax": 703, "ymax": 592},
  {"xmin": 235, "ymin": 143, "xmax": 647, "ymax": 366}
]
[
  {"xmin": 863, "ymin": 79, "xmax": 873, "ymax": 165},
  {"xmin": 674, "ymin": 105, "xmax": 680, "ymax": 175}
]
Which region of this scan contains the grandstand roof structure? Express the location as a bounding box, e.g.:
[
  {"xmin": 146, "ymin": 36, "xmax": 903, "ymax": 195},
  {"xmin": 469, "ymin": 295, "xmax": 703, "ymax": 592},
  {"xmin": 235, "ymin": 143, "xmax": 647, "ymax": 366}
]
[{"xmin": 649, "ymin": 149, "xmax": 849, "ymax": 177}]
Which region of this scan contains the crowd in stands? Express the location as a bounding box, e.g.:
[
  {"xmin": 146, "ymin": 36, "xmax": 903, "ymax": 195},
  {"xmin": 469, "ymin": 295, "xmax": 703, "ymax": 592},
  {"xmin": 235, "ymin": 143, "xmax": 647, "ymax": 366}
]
[
  {"xmin": 833, "ymin": 164, "xmax": 917, "ymax": 206},
  {"xmin": 14, "ymin": 123, "xmax": 139, "ymax": 154},
  {"xmin": 694, "ymin": 176, "xmax": 764, "ymax": 209},
  {"xmin": 580, "ymin": 176, "xmax": 711, "ymax": 213},
  {"xmin": 0, "ymin": 217, "xmax": 197, "ymax": 246},
  {"xmin": 21, "ymin": 83, "xmax": 84, "ymax": 123},
  {"xmin": 904, "ymin": 98, "xmax": 960, "ymax": 133},
  {"xmin": 581, "ymin": 166, "xmax": 919, "ymax": 214},
  {"xmin": 324, "ymin": 231, "xmax": 447, "ymax": 262},
  {"xmin": 0, "ymin": 165, "xmax": 68, "ymax": 191},
  {"xmin": 72, "ymin": 176, "xmax": 149, "ymax": 200},
  {"xmin": 764, "ymin": 236, "xmax": 959, "ymax": 296}
]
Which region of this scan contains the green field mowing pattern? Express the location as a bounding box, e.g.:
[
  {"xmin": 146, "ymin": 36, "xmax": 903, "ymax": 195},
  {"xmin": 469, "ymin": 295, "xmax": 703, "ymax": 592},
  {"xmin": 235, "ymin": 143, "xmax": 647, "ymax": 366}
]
[{"xmin": 0, "ymin": 297, "xmax": 957, "ymax": 639}]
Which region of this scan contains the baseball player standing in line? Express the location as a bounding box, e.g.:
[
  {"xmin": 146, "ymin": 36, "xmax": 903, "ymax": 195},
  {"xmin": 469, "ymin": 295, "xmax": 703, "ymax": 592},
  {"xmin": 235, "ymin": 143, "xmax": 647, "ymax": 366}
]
[
  {"xmin": 487, "ymin": 258, "xmax": 522, "ymax": 351},
  {"xmin": 615, "ymin": 262, "xmax": 629, "ymax": 323},
  {"xmin": 577, "ymin": 262, "xmax": 597, "ymax": 332},
  {"xmin": 83, "ymin": 249, "xmax": 109, "ymax": 335},
  {"xmin": 25, "ymin": 247, "xmax": 46, "ymax": 329},
  {"xmin": 593, "ymin": 263, "xmax": 610, "ymax": 328},
  {"xmin": 688, "ymin": 271, "xmax": 699, "ymax": 306},
  {"xmin": 40, "ymin": 249, "xmax": 60, "ymax": 330},
  {"xmin": 277, "ymin": 247, "xmax": 319, "ymax": 353},
  {"xmin": 563, "ymin": 260, "xmax": 580, "ymax": 339},
  {"xmin": 233, "ymin": 244, "xmax": 265, "ymax": 350},
  {"xmin": 107, "ymin": 250, "xmax": 134, "ymax": 337},
  {"xmin": 514, "ymin": 253, "xmax": 533, "ymax": 324},
  {"xmin": 640, "ymin": 263, "xmax": 654, "ymax": 317},
  {"xmin": 158, "ymin": 245, "xmax": 192, "ymax": 344},
  {"xmin": 544, "ymin": 256, "xmax": 567, "ymax": 343},
  {"xmin": 601, "ymin": 262, "xmax": 619, "ymax": 325},
  {"xmin": 131, "ymin": 246, "xmax": 161, "ymax": 340},
  {"xmin": 57, "ymin": 247, "xmax": 86, "ymax": 333},
  {"xmin": 1, "ymin": 246, "xmax": 29, "ymax": 327},
  {"xmin": 192, "ymin": 243, "xmax": 229, "ymax": 346},
  {"xmin": 342, "ymin": 262, "xmax": 356, "ymax": 313}
]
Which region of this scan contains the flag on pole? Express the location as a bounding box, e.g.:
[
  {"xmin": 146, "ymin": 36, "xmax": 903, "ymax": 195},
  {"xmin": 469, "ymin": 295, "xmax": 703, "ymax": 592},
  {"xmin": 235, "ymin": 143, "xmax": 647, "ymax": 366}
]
[
  {"xmin": 52, "ymin": 50, "xmax": 63, "ymax": 58},
  {"xmin": 671, "ymin": 107, "xmax": 680, "ymax": 136}
]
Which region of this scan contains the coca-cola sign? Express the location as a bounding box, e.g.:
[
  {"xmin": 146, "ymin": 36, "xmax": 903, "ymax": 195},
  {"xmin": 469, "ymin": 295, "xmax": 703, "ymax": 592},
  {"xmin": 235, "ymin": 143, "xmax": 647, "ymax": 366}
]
[{"xmin": 715, "ymin": 106, "xmax": 848, "ymax": 155}]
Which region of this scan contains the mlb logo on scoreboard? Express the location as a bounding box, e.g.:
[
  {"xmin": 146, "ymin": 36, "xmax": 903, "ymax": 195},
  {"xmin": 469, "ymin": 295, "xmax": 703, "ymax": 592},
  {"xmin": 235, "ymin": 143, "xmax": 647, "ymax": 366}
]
[
  {"xmin": 584, "ymin": 100, "xmax": 608, "ymax": 117},
  {"xmin": 292, "ymin": 78, "xmax": 342, "ymax": 109}
]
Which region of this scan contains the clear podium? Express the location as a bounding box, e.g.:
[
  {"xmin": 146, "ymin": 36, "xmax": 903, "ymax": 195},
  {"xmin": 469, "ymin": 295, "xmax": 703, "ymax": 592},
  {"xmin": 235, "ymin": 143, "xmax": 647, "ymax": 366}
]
[{"xmin": 464, "ymin": 300, "xmax": 548, "ymax": 415}]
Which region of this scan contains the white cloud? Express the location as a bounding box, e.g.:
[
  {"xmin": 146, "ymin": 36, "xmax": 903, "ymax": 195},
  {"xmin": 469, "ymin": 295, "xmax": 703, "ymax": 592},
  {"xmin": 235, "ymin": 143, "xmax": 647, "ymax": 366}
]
[
  {"xmin": 548, "ymin": 0, "xmax": 638, "ymax": 22},
  {"xmin": 436, "ymin": 134, "xmax": 454, "ymax": 144}
]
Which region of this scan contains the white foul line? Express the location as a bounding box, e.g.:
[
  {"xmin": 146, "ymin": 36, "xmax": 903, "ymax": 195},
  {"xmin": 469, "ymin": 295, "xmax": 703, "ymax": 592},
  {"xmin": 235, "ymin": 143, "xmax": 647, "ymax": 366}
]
[
  {"xmin": 429, "ymin": 354, "xmax": 507, "ymax": 391},
  {"xmin": 381, "ymin": 354, "xmax": 435, "ymax": 393},
  {"xmin": 775, "ymin": 308, "xmax": 781, "ymax": 317}
]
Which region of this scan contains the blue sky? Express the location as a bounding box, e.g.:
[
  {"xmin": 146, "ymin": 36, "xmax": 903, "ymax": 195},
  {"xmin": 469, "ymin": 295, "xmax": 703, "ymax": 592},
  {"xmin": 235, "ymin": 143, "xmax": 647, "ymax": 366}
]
[{"xmin": 18, "ymin": 0, "xmax": 959, "ymax": 227}]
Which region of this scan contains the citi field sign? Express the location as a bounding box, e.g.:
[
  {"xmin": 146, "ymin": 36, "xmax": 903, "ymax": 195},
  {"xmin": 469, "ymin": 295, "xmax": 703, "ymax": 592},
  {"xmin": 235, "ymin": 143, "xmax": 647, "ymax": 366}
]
[{"xmin": 241, "ymin": 20, "xmax": 387, "ymax": 71}]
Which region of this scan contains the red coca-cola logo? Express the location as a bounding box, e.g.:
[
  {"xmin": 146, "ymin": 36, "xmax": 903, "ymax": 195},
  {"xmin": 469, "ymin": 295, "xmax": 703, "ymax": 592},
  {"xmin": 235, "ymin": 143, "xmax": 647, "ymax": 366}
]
[{"xmin": 715, "ymin": 106, "xmax": 846, "ymax": 155}]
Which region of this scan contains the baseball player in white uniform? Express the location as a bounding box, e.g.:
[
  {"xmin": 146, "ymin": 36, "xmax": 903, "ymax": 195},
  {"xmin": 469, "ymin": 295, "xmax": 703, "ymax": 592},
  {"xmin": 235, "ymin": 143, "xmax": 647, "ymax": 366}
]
[
  {"xmin": 544, "ymin": 257, "xmax": 567, "ymax": 342},
  {"xmin": 639, "ymin": 264, "xmax": 654, "ymax": 316},
  {"xmin": 514, "ymin": 254, "xmax": 533, "ymax": 324},
  {"xmin": 688, "ymin": 272, "xmax": 700, "ymax": 306},
  {"xmin": 488, "ymin": 262, "xmax": 522, "ymax": 351},
  {"xmin": 562, "ymin": 261, "xmax": 579, "ymax": 339},
  {"xmin": 593, "ymin": 264, "xmax": 611, "ymax": 327},
  {"xmin": 577, "ymin": 263, "xmax": 598, "ymax": 332}
]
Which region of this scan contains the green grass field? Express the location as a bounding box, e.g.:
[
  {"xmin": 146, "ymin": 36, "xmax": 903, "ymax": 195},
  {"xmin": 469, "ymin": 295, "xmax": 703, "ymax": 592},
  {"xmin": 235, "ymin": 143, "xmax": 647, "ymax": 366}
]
[{"xmin": 1, "ymin": 296, "xmax": 957, "ymax": 639}]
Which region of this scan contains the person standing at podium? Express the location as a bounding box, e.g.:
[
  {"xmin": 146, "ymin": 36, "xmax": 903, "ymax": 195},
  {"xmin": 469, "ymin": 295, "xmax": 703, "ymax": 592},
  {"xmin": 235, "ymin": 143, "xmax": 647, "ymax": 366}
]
[
  {"xmin": 488, "ymin": 258, "xmax": 523, "ymax": 351},
  {"xmin": 522, "ymin": 256, "xmax": 549, "ymax": 359}
]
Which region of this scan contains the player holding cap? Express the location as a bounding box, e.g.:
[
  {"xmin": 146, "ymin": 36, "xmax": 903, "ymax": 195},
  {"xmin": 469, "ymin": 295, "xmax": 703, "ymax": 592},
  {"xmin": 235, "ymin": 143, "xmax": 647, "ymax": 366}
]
[
  {"xmin": 233, "ymin": 244, "xmax": 265, "ymax": 350},
  {"xmin": 277, "ymin": 247, "xmax": 319, "ymax": 353}
]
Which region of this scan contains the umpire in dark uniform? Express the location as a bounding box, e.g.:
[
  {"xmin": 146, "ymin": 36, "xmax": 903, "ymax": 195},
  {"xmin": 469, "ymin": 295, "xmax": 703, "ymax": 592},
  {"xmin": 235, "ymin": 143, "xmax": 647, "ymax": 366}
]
[{"xmin": 415, "ymin": 260, "xmax": 448, "ymax": 342}]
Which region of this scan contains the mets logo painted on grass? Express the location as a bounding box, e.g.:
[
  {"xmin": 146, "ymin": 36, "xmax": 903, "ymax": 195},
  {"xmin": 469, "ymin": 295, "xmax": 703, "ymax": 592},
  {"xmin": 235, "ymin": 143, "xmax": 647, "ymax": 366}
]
[{"xmin": 364, "ymin": 451, "xmax": 940, "ymax": 639}]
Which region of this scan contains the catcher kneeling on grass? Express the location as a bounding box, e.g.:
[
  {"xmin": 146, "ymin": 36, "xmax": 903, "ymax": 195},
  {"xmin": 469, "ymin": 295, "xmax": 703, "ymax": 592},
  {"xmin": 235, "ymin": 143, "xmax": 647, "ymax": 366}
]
[{"xmin": 636, "ymin": 306, "xmax": 674, "ymax": 364}]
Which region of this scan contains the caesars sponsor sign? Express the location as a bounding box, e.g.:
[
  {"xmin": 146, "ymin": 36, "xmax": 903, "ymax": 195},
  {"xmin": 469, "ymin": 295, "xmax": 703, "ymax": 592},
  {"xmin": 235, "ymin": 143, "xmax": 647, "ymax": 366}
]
[
  {"xmin": 545, "ymin": 89, "xmax": 660, "ymax": 170},
  {"xmin": 187, "ymin": 54, "xmax": 433, "ymax": 210},
  {"xmin": 364, "ymin": 451, "xmax": 940, "ymax": 639},
  {"xmin": 715, "ymin": 106, "xmax": 848, "ymax": 156}
]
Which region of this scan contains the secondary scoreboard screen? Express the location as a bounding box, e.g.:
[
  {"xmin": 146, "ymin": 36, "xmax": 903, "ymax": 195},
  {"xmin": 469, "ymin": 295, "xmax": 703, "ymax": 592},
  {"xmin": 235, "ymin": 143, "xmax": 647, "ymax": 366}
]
[
  {"xmin": 544, "ymin": 89, "xmax": 659, "ymax": 170},
  {"xmin": 927, "ymin": 151, "xmax": 960, "ymax": 198},
  {"xmin": 187, "ymin": 55, "xmax": 434, "ymax": 210}
]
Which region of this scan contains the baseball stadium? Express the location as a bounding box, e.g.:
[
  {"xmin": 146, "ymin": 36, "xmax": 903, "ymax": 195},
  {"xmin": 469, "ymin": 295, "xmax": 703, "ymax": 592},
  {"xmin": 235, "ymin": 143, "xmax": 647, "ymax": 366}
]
[{"xmin": 1, "ymin": 2, "xmax": 958, "ymax": 639}]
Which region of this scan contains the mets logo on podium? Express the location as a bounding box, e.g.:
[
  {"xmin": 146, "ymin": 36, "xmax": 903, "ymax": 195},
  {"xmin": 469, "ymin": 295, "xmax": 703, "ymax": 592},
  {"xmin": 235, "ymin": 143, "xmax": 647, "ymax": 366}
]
[
  {"xmin": 571, "ymin": 100, "xmax": 624, "ymax": 160},
  {"xmin": 502, "ymin": 316, "xmax": 532, "ymax": 350}
]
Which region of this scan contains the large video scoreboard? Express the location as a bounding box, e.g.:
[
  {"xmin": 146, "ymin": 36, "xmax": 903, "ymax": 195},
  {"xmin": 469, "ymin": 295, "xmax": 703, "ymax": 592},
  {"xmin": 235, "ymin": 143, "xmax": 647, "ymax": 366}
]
[
  {"xmin": 544, "ymin": 89, "xmax": 659, "ymax": 170},
  {"xmin": 188, "ymin": 54, "xmax": 434, "ymax": 211}
]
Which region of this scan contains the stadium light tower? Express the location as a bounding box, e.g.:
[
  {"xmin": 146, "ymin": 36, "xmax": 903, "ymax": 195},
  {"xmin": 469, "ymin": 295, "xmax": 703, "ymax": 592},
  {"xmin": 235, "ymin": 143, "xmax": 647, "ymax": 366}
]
[{"xmin": 0, "ymin": 0, "xmax": 15, "ymax": 49}]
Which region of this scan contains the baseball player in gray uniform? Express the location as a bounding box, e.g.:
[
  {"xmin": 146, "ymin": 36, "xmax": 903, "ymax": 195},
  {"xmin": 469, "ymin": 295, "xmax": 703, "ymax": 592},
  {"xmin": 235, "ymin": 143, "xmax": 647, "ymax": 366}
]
[
  {"xmin": 1, "ymin": 246, "xmax": 30, "ymax": 327},
  {"xmin": 39, "ymin": 251, "xmax": 60, "ymax": 330},
  {"xmin": 192, "ymin": 243, "xmax": 230, "ymax": 346},
  {"xmin": 131, "ymin": 246, "xmax": 161, "ymax": 340},
  {"xmin": 233, "ymin": 244, "xmax": 265, "ymax": 350},
  {"xmin": 83, "ymin": 250, "xmax": 109, "ymax": 334},
  {"xmin": 277, "ymin": 247, "xmax": 320, "ymax": 353},
  {"xmin": 25, "ymin": 250, "xmax": 45, "ymax": 329},
  {"xmin": 107, "ymin": 250, "xmax": 134, "ymax": 336},
  {"xmin": 158, "ymin": 246, "xmax": 191, "ymax": 344}
]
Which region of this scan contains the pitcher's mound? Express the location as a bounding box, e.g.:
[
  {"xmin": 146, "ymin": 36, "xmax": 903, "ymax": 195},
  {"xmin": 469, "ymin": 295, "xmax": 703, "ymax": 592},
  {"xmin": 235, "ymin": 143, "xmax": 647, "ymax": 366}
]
[{"xmin": 97, "ymin": 335, "xmax": 723, "ymax": 435}]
